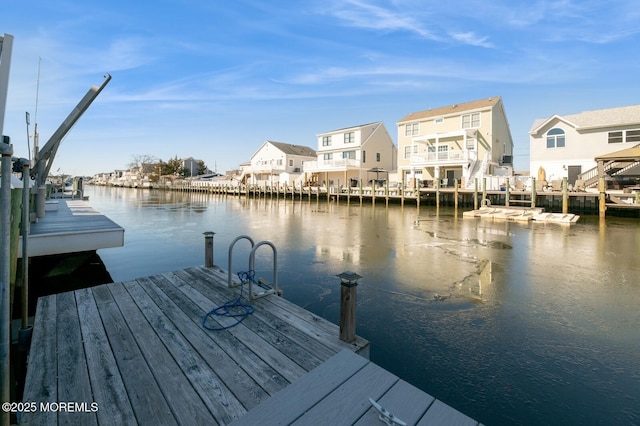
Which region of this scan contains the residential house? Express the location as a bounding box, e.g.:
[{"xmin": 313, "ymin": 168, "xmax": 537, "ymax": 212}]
[
  {"xmin": 303, "ymin": 122, "xmax": 397, "ymax": 188},
  {"xmin": 397, "ymin": 97, "xmax": 513, "ymax": 188},
  {"xmin": 242, "ymin": 141, "xmax": 316, "ymax": 185},
  {"xmin": 529, "ymin": 104, "xmax": 640, "ymax": 188},
  {"xmin": 182, "ymin": 157, "xmax": 211, "ymax": 177}
]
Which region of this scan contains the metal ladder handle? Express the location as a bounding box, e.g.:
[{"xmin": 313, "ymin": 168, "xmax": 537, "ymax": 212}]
[
  {"xmin": 227, "ymin": 235, "xmax": 255, "ymax": 287},
  {"xmin": 248, "ymin": 241, "xmax": 278, "ymax": 299}
]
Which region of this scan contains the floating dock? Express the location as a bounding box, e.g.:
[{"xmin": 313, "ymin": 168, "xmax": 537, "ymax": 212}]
[
  {"xmin": 462, "ymin": 206, "xmax": 580, "ymax": 224},
  {"xmin": 17, "ymin": 199, "xmax": 124, "ymax": 258},
  {"xmin": 20, "ymin": 265, "xmax": 480, "ymax": 425}
]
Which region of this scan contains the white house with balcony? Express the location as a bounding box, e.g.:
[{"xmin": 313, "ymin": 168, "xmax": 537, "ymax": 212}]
[
  {"xmin": 529, "ymin": 103, "xmax": 640, "ymax": 189},
  {"xmin": 242, "ymin": 140, "xmax": 316, "ymax": 185},
  {"xmin": 397, "ymin": 97, "xmax": 513, "ymax": 188},
  {"xmin": 303, "ymin": 122, "xmax": 397, "ymax": 188}
]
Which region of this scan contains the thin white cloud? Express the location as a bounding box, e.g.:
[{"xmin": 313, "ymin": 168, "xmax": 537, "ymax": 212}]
[
  {"xmin": 449, "ymin": 32, "xmax": 494, "ymax": 48},
  {"xmin": 322, "ymin": 0, "xmax": 500, "ymax": 48},
  {"xmin": 322, "ymin": 0, "xmax": 440, "ymax": 40}
]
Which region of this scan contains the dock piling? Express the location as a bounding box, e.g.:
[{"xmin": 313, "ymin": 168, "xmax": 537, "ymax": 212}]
[
  {"xmin": 599, "ymin": 177, "xmax": 607, "ymax": 219},
  {"xmin": 337, "ymin": 271, "xmax": 361, "ymax": 343},
  {"xmin": 562, "ymin": 177, "xmax": 568, "ymax": 214},
  {"xmin": 204, "ymin": 231, "xmax": 215, "ymax": 267}
]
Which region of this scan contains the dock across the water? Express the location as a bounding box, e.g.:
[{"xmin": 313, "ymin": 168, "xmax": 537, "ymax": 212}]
[{"xmin": 20, "ymin": 265, "xmax": 481, "ymax": 425}]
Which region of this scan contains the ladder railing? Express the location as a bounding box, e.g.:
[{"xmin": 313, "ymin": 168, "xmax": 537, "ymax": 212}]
[
  {"xmin": 227, "ymin": 235, "xmax": 255, "ymax": 287},
  {"xmin": 227, "ymin": 235, "xmax": 280, "ymax": 300},
  {"xmin": 248, "ymin": 241, "xmax": 279, "ymax": 300}
]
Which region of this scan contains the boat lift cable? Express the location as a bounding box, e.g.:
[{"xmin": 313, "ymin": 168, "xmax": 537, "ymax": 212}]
[{"xmin": 201, "ymin": 270, "xmax": 256, "ymax": 331}]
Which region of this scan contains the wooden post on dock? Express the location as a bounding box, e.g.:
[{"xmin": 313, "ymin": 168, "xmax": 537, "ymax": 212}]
[
  {"xmin": 531, "ymin": 178, "xmax": 537, "ymax": 209},
  {"xmin": 204, "ymin": 231, "xmax": 215, "ymax": 267},
  {"xmin": 454, "ymin": 179, "xmax": 459, "ymax": 210},
  {"xmin": 435, "ymin": 179, "xmax": 440, "ymax": 209},
  {"xmin": 482, "ymin": 178, "xmax": 487, "ymax": 207},
  {"xmin": 359, "ymin": 179, "xmax": 363, "ymax": 205},
  {"xmin": 372, "ymin": 182, "xmax": 376, "ymax": 207},
  {"xmin": 505, "ymin": 178, "xmax": 510, "ymax": 207},
  {"xmin": 562, "ymin": 177, "xmax": 568, "ymax": 214},
  {"xmin": 385, "ymin": 179, "xmax": 389, "ymax": 207},
  {"xmin": 474, "ymin": 178, "xmax": 478, "ymax": 210},
  {"xmin": 635, "ymin": 191, "xmax": 640, "ymax": 206},
  {"xmin": 401, "ymin": 174, "xmax": 405, "ymax": 207},
  {"xmin": 337, "ymin": 272, "xmax": 361, "ymax": 343},
  {"xmin": 599, "ymin": 177, "xmax": 607, "ymax": 219},
  {"xmin": 326, "ymin": 172, "xmax": 330, "ymax": 205}
]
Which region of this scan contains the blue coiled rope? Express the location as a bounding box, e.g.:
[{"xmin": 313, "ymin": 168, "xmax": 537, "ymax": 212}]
[{"xmin": 201, "ymin": 270, "xmax": 256, "ymax": 331}]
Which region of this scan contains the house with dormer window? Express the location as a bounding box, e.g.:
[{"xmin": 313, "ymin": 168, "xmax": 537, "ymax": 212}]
[
  {"xmin": 529, "ymin": 104, "xmax": 640, "ymax": 188},
  {"xmin": 303, "ymin": 122, "xmax": 397, "ymax": 188},
  {"xmin": 242, "ymin": 141, "xmax": 316, "ymax": 185},
  {"xmin": 397, "ymin": 97, "xmax": 513, "ymax": 188}
]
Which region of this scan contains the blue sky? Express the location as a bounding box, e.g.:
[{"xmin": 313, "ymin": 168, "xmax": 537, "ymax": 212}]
[{"xmin": 2, "ymin": 0, "xmax": 640, "ymax": 176}]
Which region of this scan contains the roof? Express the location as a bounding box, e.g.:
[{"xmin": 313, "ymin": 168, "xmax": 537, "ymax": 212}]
[
  {"xmin": 317, "ymin": 121, "xmax": 381, "ymax": 136},
  {"xmin": 397, "ymin": 97, "xmax": 502, "ymax": 123},
  {"xmin": 595, "ymin": 143, "xmax": 640, "ymax": 161},
  {"xmin": 530, "ymin": 104, "xmax": 640, "ymax": 134},
  {"xmin": 267, "ymin": 141, "xmax": 316, "ymax": 157}
]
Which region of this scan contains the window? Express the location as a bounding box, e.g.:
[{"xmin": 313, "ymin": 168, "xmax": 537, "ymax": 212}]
[
  {"xmin": 404, "ymin": 122, "xmax": 419, "ymax": 136},
  {"xmin": 547, "ymin": 128, "xmax": 565, "ymax": 148},
  {"xmin": 322, "ymin": 136, "xmax": 331, "ymax": 146},
  {"xmin": 610, "ymin": 129, "xmax": 640, "ymax": 143},
  {"xmin": 461, "ymin": 113, "xmax": 480, "ymax": 129},
  {"xmin": 289, "ymin": 159, "xmax": 293, "ymax": 167},
  {"xmin": 362, "ymin": 151, "xmax": 366, "ymax": 163},
  {"xmin": 628, "ymin": 130, "xmax": 640, "ymax": 142},
  {"xmin": 437, "ymin": 145, "xmax": 448, "ymax": 160},
  {"xmin": 344, "ymin": 132, "xmax": 355, "ymax": 143},
  {"xmin": 403, "ymin": 145, "xmax": 418, "ymax": 159},
  {"xmin": 376, "ymin": 153, "xmax": 381, "ymax": 162},
  {"xmin": 466, "ymin": 137, "xmax": 476, "ymax": 150},
  {"xmin": 276, "ymin": 159, "xmax": 283, "ymax": 166},
  {"xmin": 608, "ymin": 131, "xmax": 623, "ymax": 144},
  {"xmin": 342, "ymin": 150, "xmax": 356, "ymax": 159},
  {"xmin": 323, "ymin": 153, "xmax": 333, "ymax": 160}
]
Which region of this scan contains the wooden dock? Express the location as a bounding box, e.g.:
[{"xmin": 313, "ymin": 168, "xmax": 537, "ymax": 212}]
[
  {"xmin": 17, "ymin": 199, "xmax": 124, "ymax": 258},
  {"xmin": 20, "ymin": 265, "xmax": 480, "ymax": 425}
]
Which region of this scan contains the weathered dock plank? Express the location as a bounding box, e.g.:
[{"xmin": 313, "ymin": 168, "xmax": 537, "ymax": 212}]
[
  {"xmin": 131, "ymin": 276, "xmax": 272, "ymax": 410},
  {"xmin": 232, "ymin": 349, "xmax": 479, "ymax": 426},
  {"xmin": 20, "ymin": 297, "xmax": 57, "ymax": 426},
  {"xmin": 55, "ymin": 291, "xmax": 97, "ymax": 426},
  {"xmin": 107, "ymin": 282, "xmax": 220, "ymax": 424},
  {"xmin": 74, "ymin": 288, "xmax": 135, "ymax": 425},
  {"xmin": 90, "ymin": 285, "xmax": 176, "ymax": 425},
  {"xmin": 20, "ymin": 265, "xmax": 370, "ymax": 425},
  {"xmin": 21, "ymin": 265, "xmax": 477, "ymax": 425}
]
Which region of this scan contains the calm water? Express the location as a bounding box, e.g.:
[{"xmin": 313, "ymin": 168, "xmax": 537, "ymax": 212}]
[{"xmin": 86, "ymin": 186, "xmax": 640, "ymax": 426}]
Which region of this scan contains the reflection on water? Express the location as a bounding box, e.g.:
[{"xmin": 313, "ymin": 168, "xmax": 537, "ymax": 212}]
[{"xmin": 88, "ymin": 186, "xmax": 640, "ymax": 426}]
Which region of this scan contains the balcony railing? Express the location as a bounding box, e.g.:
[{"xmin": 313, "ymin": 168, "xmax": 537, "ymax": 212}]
[
  {"xmin": 303, "ymin": 158, "xmax": 361, "ymax": 171},
  {"xmin": 408, "ymin": 150, "xmax": 468, "ymax": 165}
]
